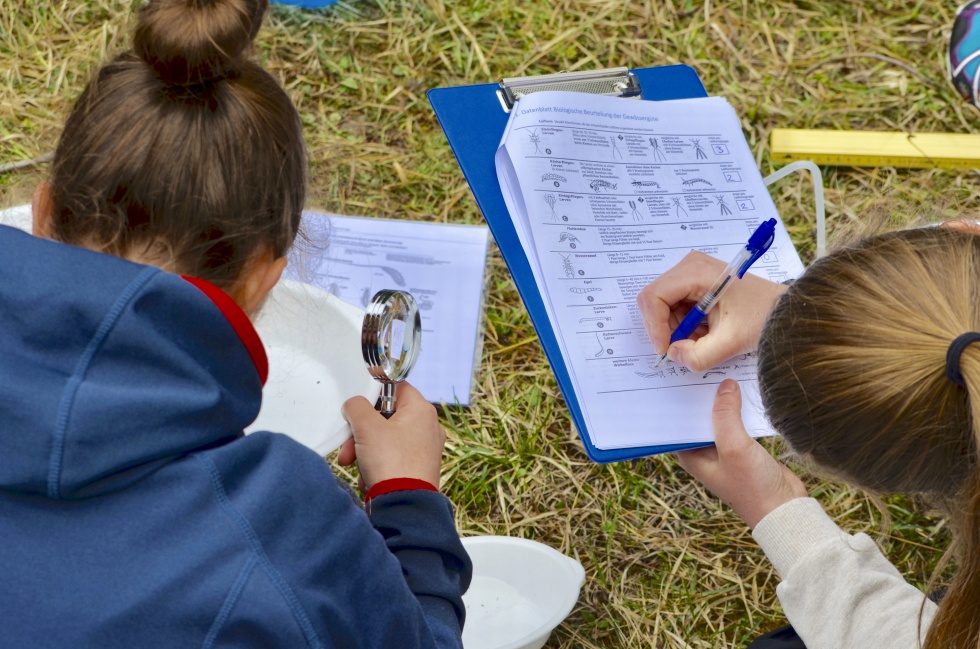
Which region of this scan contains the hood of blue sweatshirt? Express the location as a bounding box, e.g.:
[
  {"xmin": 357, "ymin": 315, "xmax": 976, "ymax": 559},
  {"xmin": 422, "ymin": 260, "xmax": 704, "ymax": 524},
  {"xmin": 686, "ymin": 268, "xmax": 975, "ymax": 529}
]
[{"xmin": 0, "ymin": 224, "xmax": 263, "ymax": 500}]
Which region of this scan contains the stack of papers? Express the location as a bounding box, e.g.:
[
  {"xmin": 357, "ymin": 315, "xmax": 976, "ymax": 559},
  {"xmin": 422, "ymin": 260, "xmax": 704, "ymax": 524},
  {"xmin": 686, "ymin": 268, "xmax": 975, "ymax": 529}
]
[
  {"xmin": 285, "ymin": 211, "xmax": 490, "ymax": 406},
  {"xmin": 495, "ymin": 92, "xmax": 804, "ymax": 450}
]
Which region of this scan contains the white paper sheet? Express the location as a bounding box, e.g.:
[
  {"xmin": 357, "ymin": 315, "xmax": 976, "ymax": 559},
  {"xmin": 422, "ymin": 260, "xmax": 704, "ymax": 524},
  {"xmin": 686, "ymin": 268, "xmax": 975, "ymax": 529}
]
[
  {"xmin": 496, "ymin": 92, "xmax": 805, "ymax": 449},
  {"xmin": 285, "ymin": 211, "xmax": 490, "ymax": 406}
]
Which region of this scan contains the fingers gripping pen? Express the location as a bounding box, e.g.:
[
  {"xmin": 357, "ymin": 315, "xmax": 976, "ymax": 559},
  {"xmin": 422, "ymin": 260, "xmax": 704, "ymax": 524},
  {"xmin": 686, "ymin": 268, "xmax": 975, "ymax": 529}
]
[{"xmin": 654, "ymin": 218, "xmax": 777, "ymax": 368}]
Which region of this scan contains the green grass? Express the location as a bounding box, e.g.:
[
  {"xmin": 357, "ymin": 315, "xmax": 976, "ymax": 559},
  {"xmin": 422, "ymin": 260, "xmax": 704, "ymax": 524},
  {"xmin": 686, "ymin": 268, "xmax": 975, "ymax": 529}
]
[{"xmin": 2, "ymin": 1, "xmax": 977, "ymax": 646}]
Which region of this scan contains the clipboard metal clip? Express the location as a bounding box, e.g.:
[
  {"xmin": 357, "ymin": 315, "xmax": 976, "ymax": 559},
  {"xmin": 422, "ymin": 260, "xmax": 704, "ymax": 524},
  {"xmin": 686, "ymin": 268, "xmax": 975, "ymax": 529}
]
[{"xmin": 496, "ymin": 67, "xmax": 641, "ymax": 113}]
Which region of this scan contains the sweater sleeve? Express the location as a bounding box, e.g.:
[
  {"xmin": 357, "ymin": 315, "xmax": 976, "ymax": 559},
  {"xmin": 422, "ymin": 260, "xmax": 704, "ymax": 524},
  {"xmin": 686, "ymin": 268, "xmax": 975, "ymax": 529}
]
[
  {"xmin": 201, "ymin": 432, "xmax": 472, "ymax": 649},
  {"xmin": 752, "ymin": 497, "xmax": 937, "ymax": 649},
  {"xmin": 368, "ymin": 491, "xmax": 473, "ymax": 648}
]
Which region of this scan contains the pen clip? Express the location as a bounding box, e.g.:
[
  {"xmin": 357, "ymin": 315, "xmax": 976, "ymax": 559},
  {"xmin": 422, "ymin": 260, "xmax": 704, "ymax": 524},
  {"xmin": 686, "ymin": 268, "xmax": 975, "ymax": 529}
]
[{"xmin": 736, "ymin": 218, "xmax": 777, "ymax": 278}]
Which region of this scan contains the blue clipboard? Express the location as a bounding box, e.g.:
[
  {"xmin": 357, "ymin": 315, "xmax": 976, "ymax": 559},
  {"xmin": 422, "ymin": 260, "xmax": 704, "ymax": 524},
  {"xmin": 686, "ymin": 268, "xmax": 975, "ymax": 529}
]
[{"xmin": 428, "ymin": 65, "xmax": 711, "ymax": 463}]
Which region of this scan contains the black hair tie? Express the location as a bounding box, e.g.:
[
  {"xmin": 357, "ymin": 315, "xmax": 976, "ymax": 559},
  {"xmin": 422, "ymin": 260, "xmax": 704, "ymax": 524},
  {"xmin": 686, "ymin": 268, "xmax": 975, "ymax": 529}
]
[{"xmin": 945, "ymin": 332, "xmax": 980, "ymax": 387}]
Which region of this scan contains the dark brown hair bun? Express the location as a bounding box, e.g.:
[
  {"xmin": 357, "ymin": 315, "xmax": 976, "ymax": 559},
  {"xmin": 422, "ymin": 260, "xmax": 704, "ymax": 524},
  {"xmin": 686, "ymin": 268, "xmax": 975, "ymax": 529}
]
[{"xmin": 133, "ymin": 0, "xmax": 268, "ymax": 86}]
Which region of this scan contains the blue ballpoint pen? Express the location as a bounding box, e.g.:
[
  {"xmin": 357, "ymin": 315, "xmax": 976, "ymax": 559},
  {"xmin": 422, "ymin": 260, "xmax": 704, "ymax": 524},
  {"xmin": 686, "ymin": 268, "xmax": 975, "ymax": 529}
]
[{"xmin": 654, "ymin": 218, "xmax": 778, "ymax": 368}]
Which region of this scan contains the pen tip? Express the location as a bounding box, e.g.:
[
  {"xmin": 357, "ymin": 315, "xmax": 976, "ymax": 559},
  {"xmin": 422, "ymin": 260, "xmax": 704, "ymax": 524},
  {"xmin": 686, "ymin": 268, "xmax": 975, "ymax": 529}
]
[{"xmin": 654, "ymin": 353, "xmax": 667, "ymax": 369}]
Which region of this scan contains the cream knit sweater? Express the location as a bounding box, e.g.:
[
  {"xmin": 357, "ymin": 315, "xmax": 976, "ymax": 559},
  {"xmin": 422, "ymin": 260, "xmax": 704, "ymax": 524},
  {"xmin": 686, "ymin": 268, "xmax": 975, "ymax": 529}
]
[{"xmin": 752, "ymin": 498, "xmax": 938, "ymax": 649}]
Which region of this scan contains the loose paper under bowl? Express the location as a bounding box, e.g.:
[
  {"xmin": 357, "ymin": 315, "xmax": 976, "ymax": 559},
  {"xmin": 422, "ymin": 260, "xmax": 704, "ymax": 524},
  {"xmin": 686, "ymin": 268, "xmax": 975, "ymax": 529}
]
[
  {"xmin": 461, "ymin": 536, "xmax": 585, "ymax": 649},
  {"xmin": 246, "ymin": 279, "xmax": 380, "ymax": 454}
]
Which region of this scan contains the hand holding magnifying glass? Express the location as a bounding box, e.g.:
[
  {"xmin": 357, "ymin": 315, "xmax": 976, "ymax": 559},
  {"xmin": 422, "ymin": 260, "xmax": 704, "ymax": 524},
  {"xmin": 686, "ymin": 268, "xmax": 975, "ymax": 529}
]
[{"xmin": 361, "ymin": 289, "xmax": 422, "ymax": 417}]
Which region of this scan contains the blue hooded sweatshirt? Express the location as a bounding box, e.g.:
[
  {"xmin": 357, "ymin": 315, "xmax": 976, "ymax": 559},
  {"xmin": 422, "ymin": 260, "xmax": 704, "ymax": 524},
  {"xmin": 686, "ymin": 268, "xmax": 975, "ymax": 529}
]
[{"xmin": 0, "ymin": 224, "xmax": 471, "ymax": 648}]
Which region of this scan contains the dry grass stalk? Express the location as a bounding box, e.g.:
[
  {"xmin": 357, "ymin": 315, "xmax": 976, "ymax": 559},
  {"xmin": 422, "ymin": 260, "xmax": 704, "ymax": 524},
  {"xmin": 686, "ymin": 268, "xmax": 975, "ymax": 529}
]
[{"xmin": 1, "ymin": 1, "xmax": 973, "ymax": 646}]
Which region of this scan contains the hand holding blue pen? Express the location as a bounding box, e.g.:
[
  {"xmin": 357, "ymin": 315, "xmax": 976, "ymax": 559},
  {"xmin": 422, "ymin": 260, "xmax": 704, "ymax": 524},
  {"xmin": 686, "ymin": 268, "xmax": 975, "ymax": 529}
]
[{"xmin": 654, "ymin": 218, "xmax": 777, "ymax": 368}]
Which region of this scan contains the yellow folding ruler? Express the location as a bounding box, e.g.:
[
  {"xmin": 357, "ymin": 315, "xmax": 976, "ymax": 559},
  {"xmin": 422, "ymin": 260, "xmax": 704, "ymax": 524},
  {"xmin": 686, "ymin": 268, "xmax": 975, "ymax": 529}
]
[{"xmin": 770, "ymin": 128, "xmax": 980, "ymax": 169}]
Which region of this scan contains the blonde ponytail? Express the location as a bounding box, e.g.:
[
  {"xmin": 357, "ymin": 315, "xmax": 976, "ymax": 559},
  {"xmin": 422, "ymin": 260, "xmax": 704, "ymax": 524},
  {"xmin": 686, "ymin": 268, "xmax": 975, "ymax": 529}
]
[
  {"xmin": 757, "ymin": 226, "xmax": 980, "ymax": 649},
  {"xmin": 925, "ymin": 334, "xmax": 980, "ymax": 649}
]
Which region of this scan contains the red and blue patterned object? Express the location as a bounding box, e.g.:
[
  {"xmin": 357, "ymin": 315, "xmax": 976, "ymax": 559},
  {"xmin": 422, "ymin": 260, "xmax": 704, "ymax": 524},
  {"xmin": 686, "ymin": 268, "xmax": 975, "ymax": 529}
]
[{"xmin": 950, "ymin": 0, "xmax": 980, "ymax": 108}]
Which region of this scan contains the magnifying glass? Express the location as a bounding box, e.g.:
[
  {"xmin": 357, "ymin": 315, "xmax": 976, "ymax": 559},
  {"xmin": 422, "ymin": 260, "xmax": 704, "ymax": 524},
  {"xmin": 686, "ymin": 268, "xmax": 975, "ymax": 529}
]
[{"xmin": 361, "ymin": 289, "xmax": 422, "ymax": 417}]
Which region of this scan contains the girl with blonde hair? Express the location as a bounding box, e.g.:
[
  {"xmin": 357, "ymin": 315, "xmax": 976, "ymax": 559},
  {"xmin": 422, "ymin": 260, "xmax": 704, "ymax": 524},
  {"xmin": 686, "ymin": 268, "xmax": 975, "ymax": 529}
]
[{"xmin": 639, "ymin": 222, "xmax": 980, "ymax": 648}]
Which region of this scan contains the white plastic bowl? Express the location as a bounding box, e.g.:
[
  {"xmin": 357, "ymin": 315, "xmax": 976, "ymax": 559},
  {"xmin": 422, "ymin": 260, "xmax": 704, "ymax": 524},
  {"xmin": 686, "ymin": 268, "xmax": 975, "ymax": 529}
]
[
  {"xmin": 461, "ymin": 536, "xmax": 585, "ymax": 649},
  {"xmin": 247, "ymin": 279, "xmax": 380, "ymax": 454},
  {"xmin": 0, "ymin": 204, "xmax": 32, "ymax": 232}
]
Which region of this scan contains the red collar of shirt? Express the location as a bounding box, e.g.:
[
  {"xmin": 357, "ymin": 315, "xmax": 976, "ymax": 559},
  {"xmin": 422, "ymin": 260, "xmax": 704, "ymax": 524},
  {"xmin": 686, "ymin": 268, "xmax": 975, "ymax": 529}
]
[{"xmin": 181, "ymin": 276, "xmax": 268, "ymax": 386}]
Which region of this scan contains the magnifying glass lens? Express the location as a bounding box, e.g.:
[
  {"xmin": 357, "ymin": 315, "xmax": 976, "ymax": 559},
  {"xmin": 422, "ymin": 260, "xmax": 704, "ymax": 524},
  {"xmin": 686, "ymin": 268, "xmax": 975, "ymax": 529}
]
[
  {"xmin": 380, "ymin": 305, "xmax": 420, "ymax": 380},
  {"xmin": 361, "ymin": 289, "xmax": 422, "ymax": 417}
]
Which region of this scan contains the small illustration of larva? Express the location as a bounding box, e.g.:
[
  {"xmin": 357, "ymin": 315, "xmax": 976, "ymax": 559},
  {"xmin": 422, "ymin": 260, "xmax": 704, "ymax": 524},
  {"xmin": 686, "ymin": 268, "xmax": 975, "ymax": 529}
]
[
  {"xmin": 703, "ymin": 370, "xmax": 727, "ymax": 379},
  {"xmin": 629, "ymin": 200, "xmax": 643, "ymax": 222},
  {"xmin": 681, "ymin": 178, "xmax": 713, "ymax": 187},
  {"xmin": 579, "ymin": 316, "xmax": 611, "ymax": 329},
  {"xmin": 325, "ymin": 258, "xmax": 405, "ymax": 287},
  {"xmin": 381, "ymin": 266, "xmax": 406, "ymax": 286},
  {"xmin": 593, "ymin": 333, "xmax": 605, "ymax": 357},
  {"xmin": 649, "ymin": 137, "xmax": 667, "ymax": 162},
  {"xmin": 559, "ymin": 253, "xmax": 575, "ymax": 278},
  {"xmin": 691, "ymin": 138, "xmax": 708, "ymax": 160},
  {"xmin": 636, "ymin": 357, "xmax": 670, "ymax": 379},
  {"xmin": 635, "ymin": 357, "xmax": 667, "ymax": 377},
  {"xmin": 558, "ymin": 232, "xmax": 580, "ymax": 249},
  {"xmin": 544, "ymin": 194, "xmax": 558, "ymax": 222},
  {"xmin": 610, "ymin": 136, "xmax": 623, "ymax": 160},
  {"xmin": 570, "ymin": 287, "xmax": 602, "ymax": 294},
  {"xmin": 635, "ymin": 369, "xmax": 665, "ymax": 379},
  {"xmin": 528, "ymin": 129, "xmax": 543, "ymax": 154},
  {"xmin": 541, "ymin": 173, "xmax": 567, "ymax": 187},
  {"xmin": 672, "ymin": 196, "xmax": 689, "ymax": 219},
  {"xmin": 589, "ymin": 179, "xmax": 617, "ymax": 193},
  {"xmin": 716, "ymin": 194, "xmax": 732, "ymax": 216},
  {"xmin": 631, "ymin": 179, "xmax": 660, "ymax": 189}
]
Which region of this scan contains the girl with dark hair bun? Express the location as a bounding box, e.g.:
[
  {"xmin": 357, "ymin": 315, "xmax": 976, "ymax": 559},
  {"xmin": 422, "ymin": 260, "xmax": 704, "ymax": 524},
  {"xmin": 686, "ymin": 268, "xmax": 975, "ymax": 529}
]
[
  {"xmin": 0, "ymin": 1, "xmax": 471, "ymax": 646},
  {"xmin": 638, "ymin": 221, "xmax": 980, "ymax": 649}
]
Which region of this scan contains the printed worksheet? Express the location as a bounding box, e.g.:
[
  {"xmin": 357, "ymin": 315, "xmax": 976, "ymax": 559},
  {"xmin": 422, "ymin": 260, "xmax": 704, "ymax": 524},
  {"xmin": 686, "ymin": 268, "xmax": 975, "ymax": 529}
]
[
  {"xmin": 285, "ymin": 211, "xmax": 490, "ymax": 406},
  {"xmin": 496, "ymin": 92, "xmax": 805, "ymax": 449}
]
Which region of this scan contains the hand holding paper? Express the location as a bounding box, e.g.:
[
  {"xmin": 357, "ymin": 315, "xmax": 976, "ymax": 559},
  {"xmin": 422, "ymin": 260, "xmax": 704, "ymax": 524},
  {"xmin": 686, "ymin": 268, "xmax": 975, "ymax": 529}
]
[{"xmin": 675, "ymin": 380, "xmax": 808, "ymax": 529}]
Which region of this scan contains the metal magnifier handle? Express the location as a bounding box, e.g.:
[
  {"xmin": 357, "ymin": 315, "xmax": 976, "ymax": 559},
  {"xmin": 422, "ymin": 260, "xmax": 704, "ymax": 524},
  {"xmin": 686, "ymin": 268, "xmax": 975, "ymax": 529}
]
[
  {"xmin": 378, "ymin": 382, "xmax": 396, "ymax": 419},
  {"xmin": 360, "ymin": 289, "xmax": 422, "ymax": 418}
]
